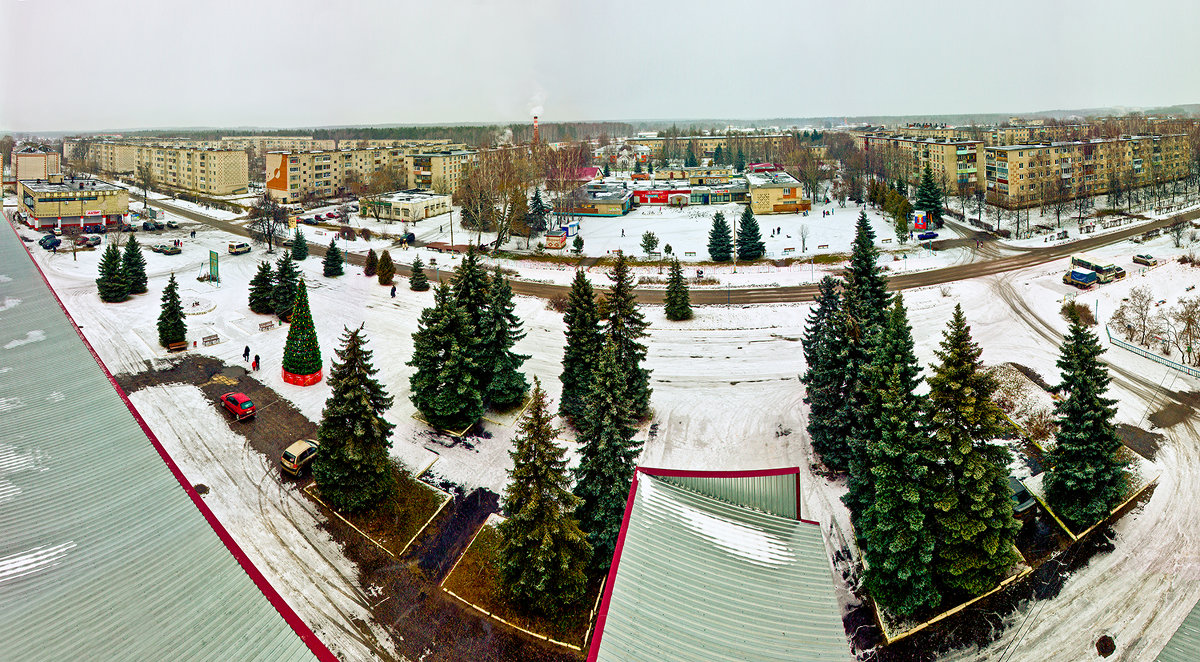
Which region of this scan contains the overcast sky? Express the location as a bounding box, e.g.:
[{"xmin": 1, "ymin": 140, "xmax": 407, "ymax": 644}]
[{"xmin": 2, "ymin": 0, "xmax": 1198, "ymax": 133}]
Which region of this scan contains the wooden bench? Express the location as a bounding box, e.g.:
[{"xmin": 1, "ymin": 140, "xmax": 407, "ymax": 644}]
[
  {"xmin": 201, "ymin": 334, "xmax": 220, "ymax": 346},
  {"xmin": 167, "ymin": 341, "xmax": 188, "ymax": 353},
  {"xmin": 258, "ymin": 320, "xmax": 275, "ymax": 332}
]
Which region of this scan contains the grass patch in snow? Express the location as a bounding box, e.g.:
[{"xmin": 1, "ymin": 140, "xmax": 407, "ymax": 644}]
[
  {"xmin": 441, "ymin": 522, "xmax": 597, "ymax": 648},
  {"xmin": 307, "ymin": 461, "xmax": 448, "ymax": 558}
]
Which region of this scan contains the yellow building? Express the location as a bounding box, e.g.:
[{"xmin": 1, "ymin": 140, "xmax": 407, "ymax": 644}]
[
  {"xmin": 404, "ymin": 150, "xmax": 477, "ymax": 193},
  {"xmin": 984, "ymin": 134, "xmax": 1190, "ymax": 208},
  {"xmin": 266, "ymin": 147, "xmax": 477, "ymax": 203},
  {"xmin": 66, "ymin": 141, "xmax": 248, "ymax": 195},
  {"xmin": 17, "ymin": 173, "xmax": 129, "ymax": 230},
  {"xmin": 358, "ymin": 189, "xmax": 452, "ymax": 222},
  {"xmin": 12, "ymin": 147, "xmax": 62, "ymax": 183},
  {"xmin": 627, "ymin": 134, "xmax": 793, "ymax": 160},
  {"xmin": 745, "ymin": 170, "xmax": 811, "ymax": 215},
  {"xmin": 857, "ymin": 135, "xmax": 985, "ymax": 194}
]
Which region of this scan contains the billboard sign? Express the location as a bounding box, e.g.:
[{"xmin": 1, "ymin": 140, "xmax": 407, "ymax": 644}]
[
  {"xmin": 84, "ymin": 209, "xmax": 102, "ymax": 216},
  {"xmin": 209, "ymin": 250, "xmax": 219, "ymax": 283},
  {"xmin": 913, "ymin": 210, "xmax": 928, "ymax": 230}
]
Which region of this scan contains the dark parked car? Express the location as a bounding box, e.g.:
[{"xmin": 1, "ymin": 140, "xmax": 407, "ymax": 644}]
[
  {"xmin": 917, "ymin": 231, "xmax": 939, "ymax": 241},
  {"xmin": 299, "ymin": 217, "xmax": 319, "ymax": 225},
  {"xmin": 119, "ymin": 223, "xmax": 137, "ymax": 232},
  {"xmin": 166, "ymin": 220, "xmax": 179, "ymax": 229},
  {"xmin": 83, "ymin": 224, "xmax": 107, "ymax": 234},
  {"xmin": 76, "ymin": 235, "xmax": 102, "ymax": 247},
  {"xmin": 39, "ymin": 235, "xmax": 61, "ymax": 249},
  {"xmin": 280, "ymin": 439, "xmax": 319, "ymax": 477},
  {"xmin": 1009, "ymin": 477, "xmax": 1037, "ymax": 517},
  {"xmin": 142, "ymin": 220, "xmax": 164, "ymax": 231},
  {"xmin": 219, "ymin": 392, "xmax": 256, "ymax": 420}
]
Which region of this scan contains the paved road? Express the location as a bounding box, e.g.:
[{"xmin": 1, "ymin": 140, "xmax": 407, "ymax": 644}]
[{"xmin": 152, "ymin": 196, "xmax": 1200, "ymax": 305}]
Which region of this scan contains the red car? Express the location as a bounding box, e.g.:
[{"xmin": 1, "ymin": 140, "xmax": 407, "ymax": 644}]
[
  {"xmin": 220, "ymin": 392, "xmax": 256, "ymax": 420},
  {"xmin": 324, "ymin": 212, "xmax": 338, "ymax": 219}
]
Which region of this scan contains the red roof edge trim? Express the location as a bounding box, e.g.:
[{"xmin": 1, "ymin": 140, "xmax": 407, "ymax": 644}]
[
  {"xmin": 637, "ymin": 466, "xmax": 799, "ymax": 479},
  {"xmin": 585, "ymin": 471, "xmax": 642, "ymax": 662},
  {"xmin": 10, "ymin": 222, "xmax": 340, "ymax": 662}
]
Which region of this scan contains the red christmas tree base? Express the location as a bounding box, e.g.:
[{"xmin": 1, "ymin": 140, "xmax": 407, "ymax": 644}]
[{"xmin": 282, "ymin": 368, "xmax": 323, "ymax": 386}]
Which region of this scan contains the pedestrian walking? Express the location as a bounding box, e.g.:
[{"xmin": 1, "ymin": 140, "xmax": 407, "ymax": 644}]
[
  {"xmin": 243, "ymin": 345, "xmax": 250, "ymax": 362},
  {"xmin": 190, "ymin": 230, "xmax": 196, "ymax": 239},
  {"xmin": 390, "ymin": 284, "xmax": 396, "ymax": 298},
  {"xmin": 253, "ymin": 355, "xmax": 260, "ymax": 371}
]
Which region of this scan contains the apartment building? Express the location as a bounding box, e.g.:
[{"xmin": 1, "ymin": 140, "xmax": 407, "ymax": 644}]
[
  {"xmin": 17, "ymin": 173, "xmax": 128, "ymax": 230},
  {"xmin": 404, "ymin": 150, "xmax": 477, "ymax": 193},
  {"xmin": 856, "ymin": 134, "xmax": 985, "ymax": 195},
  {"xmin": 265, "ymin": 147, "xmax": 477, "ymax": 203},
  {"xmin": 9, "ymin": 147, "xmax": 62, "ymax": 188},
  {"xmin": 986, "ymin": 124, "xmax": 1090, "ymax": 147},
  {"xmin": 984, "ymin": 134, "xmax": 1190, "ymax": 208},
  {"xmin": 894, "ymin": 124, "xmax": 980, "ymax": 141},
  {"xmin": 627, "ymin": 134, "xmax": 793, "ymax": 160},
  {"xmin": 64, "ymin": 141, "xmax": 249, "ymax": 195}
]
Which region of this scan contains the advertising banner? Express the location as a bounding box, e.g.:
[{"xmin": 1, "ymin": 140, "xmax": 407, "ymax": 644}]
[{"xmin": 913, "ymin": 210, "xmax": 928, "ymax": 230}]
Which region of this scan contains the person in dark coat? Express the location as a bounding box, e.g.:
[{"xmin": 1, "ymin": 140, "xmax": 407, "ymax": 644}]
[
  {"xmin": 243, "ymin": 346, "xmax": 250, "ymax": 362},
  {"xmin": 390, "ymin": 285, "xmax": 396, "ymax": 298}
]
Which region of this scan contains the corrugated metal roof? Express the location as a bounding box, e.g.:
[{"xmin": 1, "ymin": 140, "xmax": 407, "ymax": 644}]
[
  {"xmin": 0, "ymin": 227, "xmax": 319, "ymax": 662},
  {"xmin": 654, "ymin": 470, "xmax": 799, "ymax": 519},
  {"xmin": 590, "ymin": 471, "xmax": 850, "ymax": 662},
  {"xmin": 1157, "ymin": 596, "xmax": 1200, "ymax": 661}
]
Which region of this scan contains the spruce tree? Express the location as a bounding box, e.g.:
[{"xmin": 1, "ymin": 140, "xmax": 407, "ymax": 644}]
[
  {"xmin": 633, "ymin": 159, "xmax": 642, "ymax": 174},
  {"xmin": 363, "ymin": 248, "xmax": 378, "ymax": 277},
  {"xmin": 1045, "ymin": 310, "xmax": 1129, "ymax": 530},
  {"xmin": 528, "ymin": 189, "xmax": 550, "ymax": 233},
  {"xmin": 272, "ymin": 250, "xmax": 300, "ymax": 321},
  {"xmin": 603, "ymin": 162, "xmax": 611, "ymax": 177},
  {"xmin": 452, "ymin": 246, "xmax": 491, "ymax": 331},
  {"xmin": 248, "ymin": 261, "xmax": 275, "ymax": 314},
  {"xmin": 96, "ymin": 243, "xmax": 129, "ymax": 302},
  {"xmin": 604, "ymin": 252, "xmax": 652, "ymax": 418},
  {"xmin": 663, "ymin": 258, "xmax": 692, "ymax": 321},
  {"xmin": 282, "ymin": 280, "xmax": 322, "ymax": 377},
  {"xmin": 713, "ymin": 145, "xmax": 724, "ymax": 164},
  {"xmin": 735, "ymin": 148, "xmax": 746, "ymax": 173},
  {"xmin": 498, "ymin": 379, "xmax": 591, "ymax": 617},
  {"xmin": 574, "ymin": 340, "xmax": 642, "ymax": 573},
  {"xmin": 736, "ymin": 205, "xmax": 765, "ymax": 260},
  {"xmin": 479, "ymin": 270, "xmax": 530, "ymax": 410},
  {"xmin": 801, "ymin": 276, "xmax": 851, "ymax": 469},
  {"xmin": 377, "ymin": 249, "xmax": 395, "ymax": 285},
  {"xmin": 312, "ymin": 325, "xmax": 395, "ymax": 513},
  {"xmin": 647, "ymin": 160, "xmax": 654, "ymax": 175},
  {"xmin": 707, "ymin": 211, "xmax": 733, "ymax": 262},
  {"xmin": 121, "ymin": 235, "xmax": 148, "ymax": 295},
  {"xmin": 408, "ymin": 283, "xmax": 484, "ymax": 431},
  {"xmin": 292, "ymin": 228, "xmax": 309, "ymax": 260},
  {"xmin": 845, "ymin": 210, "xmax": 890, "ymax": 325},
  {"xmin": 559, "ymin": 270, "xmax": 602, "ymax": 426},
  {"xmin": 409, "ymin": 254, "xmax": 430, "ymax": 291},
  {"xmin": 859, "ymin": 297, "xmax": 941, "ymax": 617},
  {"xmin": 925, "ymin": 305, "xmax": 1020, "ymax": 597},
  {"xmin": 685, "ymin": 141, "xmax": 698, "ymax": 167},
  {"xmin": 322, "ymin": 239, "xmax": 344, "ymax": 277},
  {"xmin": 914, "ymin": 165, "xmax": 944, "ymax": 228},
  {"xmin": 157, "ymin": 273, "xmax": 187, "ymax": 348}
]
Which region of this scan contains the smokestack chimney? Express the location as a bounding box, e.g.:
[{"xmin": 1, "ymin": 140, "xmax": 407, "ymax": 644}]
[{"xmin": 533, "ymin": 116, "xmax": 539, "ymax": 144}]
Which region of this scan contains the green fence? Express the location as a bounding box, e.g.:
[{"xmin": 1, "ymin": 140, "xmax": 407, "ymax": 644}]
[{"xmin": 1105, "ymin": 325, "xmax": 1200, "ymax": 378}]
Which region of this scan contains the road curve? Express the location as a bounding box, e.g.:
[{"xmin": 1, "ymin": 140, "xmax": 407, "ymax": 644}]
[{"xmin": 151, "ymin": 196, "xmax": 1200, "ymax": 306}]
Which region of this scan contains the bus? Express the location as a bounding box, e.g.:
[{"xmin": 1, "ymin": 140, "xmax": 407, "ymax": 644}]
[{"xmin": 1071, "ymin": 254, "xmax": 1119, "ymax": 283}]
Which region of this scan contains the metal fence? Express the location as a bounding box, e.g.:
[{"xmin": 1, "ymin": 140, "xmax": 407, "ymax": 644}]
[{"xmin": 1105, "ymin": 325, "xmax": 1200, "ymax": 378}]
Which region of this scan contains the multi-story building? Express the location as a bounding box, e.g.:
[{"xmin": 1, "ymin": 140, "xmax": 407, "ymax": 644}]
[
  {"xmin": 16, "ymin": 173, "xmax": 128, "ymax": 230},
  {"xmin": 856, "ymin": 134, "xmax": 985, "ymax": 195},
  {"xmin": 10, "ymin": 146, "xmax": 62, "ymax": 186},
  {"xmin": 983, "ymin": 134, "xmax": 1190, "ymax": 208},
  {"xmin": 358, "ymin": 189, "xmax": 452, "ymax": 222},
  {"xmin": 986, "ymin": 124, "xmax": 1090, "ymax": 147},
  {"xmin": 64, "ymin": 141, "xmax": 248, "ymax": 195},
  {"xmin": 894, "ymin": 124, "xmax": 980, "ymax": 141},
  {"xmin": 745, "ymin": 170, "xmax": 812, "ymax": 215},
  {"xmin": 404, "ymin": 150, "xmax": 477, "ymax": 193},
  {"xmin": 627, "ymin": 134, "xmax": 793, "ymax": 160}
]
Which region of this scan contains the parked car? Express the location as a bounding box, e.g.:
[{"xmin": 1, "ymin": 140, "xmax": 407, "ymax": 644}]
[
  {"xmin": 1064, "ymin": 268, "xmax": 1098, "ymax": 289},
  {"xmin": 1133, "ymin": 254, "xmax": 1157, "ymax": 266},
  {"xmin": 1114, "ymin": 266, "xmax": 1126, "ymax": 280},
  {"xmin": 1009, "ymin": 477, "xmax": 1037, "ymax": 518},
  {"xmin": 219, "ymin": 392, "xmax": 256, "ymax": 420},
  {"xmin": 280, "ymin": 439, "xmax": 319, "ymax": 477},
  {"xmin": 83, "ymin": 224, "xmax": 107, "ymax": 234},
  {"xmin": 299, "ymin": 217, "xmax": 319, "ymax": 225},
  {"xmin": 228, "ymin": 242, "xmax": 251, "ymax": 255},
  {"xmin": 917, "ymin": 231, "xmax": 939, "ymax": 241},
  {"xmin": 76, "ymin": 235, "xmax": 102, "ymax": 247},
  {"xmin": 349, "ymin": 204, "xmax": 359, "ymax": 212},
  {"xmin": 119, "ymin": 223, "xmax": 137, "ymax": 232},
  {"xmin": 166, "ymin": 220, "xmax": 180, "ymax": 229},
  {"xmin": 51, "ymin": 228, "xmax": 63, "ymax": 236},
  {"xmin": 39, "ymin": 235, "xmax": 62, "ymax": 249},
  {"xmin": 142, "ymin": 220, "xmax": 164, "ymax": 231},
  {"xmin": 159, "ymin": 245, "xmax": 181, "ymax": 255},
  {"xmin": 324, "ymin": 212, "xmax": 338, "ymax": 220}
]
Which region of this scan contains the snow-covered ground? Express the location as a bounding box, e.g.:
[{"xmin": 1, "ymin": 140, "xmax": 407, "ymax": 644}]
[{"xmin": 10, "ymin": 188, "xmax": 1200, "ymax": 661}]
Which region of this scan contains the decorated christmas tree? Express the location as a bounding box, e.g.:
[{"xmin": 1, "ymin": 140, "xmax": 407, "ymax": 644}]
[
  {"xmin": 157, "ymin": 273, "xmax": 187, "ymax": 347},
  {"xmin": 248, "ymin": 261, "xmax": 275, "ymax": 314},
  {"xmin": 96, "ymin": 243, "xmax": 129, "ymax": 303},
  {"xmin": 282, "ymin": 279, "xmax": 323, "ymax": 384}
]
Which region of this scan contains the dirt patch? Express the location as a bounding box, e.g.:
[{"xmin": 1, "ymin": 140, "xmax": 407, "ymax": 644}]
[
  {"xmin": 307, "ymin": 463, "xmax": 446, "ymax": 557},
  {"xmin": 1006, "ymin": 361, "xmax": 1055, "ymax": 393},
  {"xmin": 1148, "ymin": 402, "xmax": 1193, "ymax": 429},
  {"xmin": 1115, "ymin": 423, "xmax": 1164, "ymax": 460}
]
